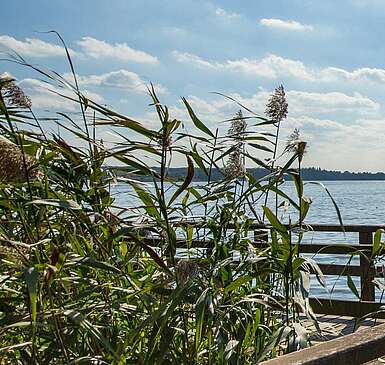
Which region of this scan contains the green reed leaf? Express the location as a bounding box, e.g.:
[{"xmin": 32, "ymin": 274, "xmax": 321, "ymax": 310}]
[
  {"xmin": 373, "ymin": 229, "xmax": 384, "ymax": 255},
  {"xmin": 169, "ymin": 155, "xmax": 194, "ymax": 206},
  {"xmin": 182, "ymin": 97, "xmax": 214, "ymax": 138},
  {"xmin": 24, "ymin": 267, "xmax": 39, "ymax": 323},
  {"xmin": 347, "ymin": 274, "xmax": 360, "ymax": 299}
]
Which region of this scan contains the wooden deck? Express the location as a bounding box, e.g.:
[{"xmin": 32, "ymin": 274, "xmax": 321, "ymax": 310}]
[
  {"xmin": 303, "ymin": 314, "xmax": 385, "ymax": 344},
  {"xmin": 262, "ymin": 319, "xmax": 385, "ymax": 365}
]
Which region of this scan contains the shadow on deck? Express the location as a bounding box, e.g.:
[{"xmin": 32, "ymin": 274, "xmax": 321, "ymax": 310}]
[{"xmin": 305, "ymin": 314, "xmax": 385, "ymax": 343}]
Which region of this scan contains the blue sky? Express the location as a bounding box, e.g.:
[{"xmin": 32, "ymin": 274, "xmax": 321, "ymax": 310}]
[{"xmin": 2, "ymin": 0, "xmax": 385, "ymax": 171}]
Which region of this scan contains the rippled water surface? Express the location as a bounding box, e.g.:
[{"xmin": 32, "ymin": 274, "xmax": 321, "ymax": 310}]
[{"xmin": 112, "ymin": 180, "xmax": 385, "ymax": 301}]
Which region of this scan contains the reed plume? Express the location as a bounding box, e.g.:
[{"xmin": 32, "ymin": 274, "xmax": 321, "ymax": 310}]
[
  {"xmin": 265, "ymin": 84, "xmax": 288, "ymax": 124},
  {"xmin": 225, "ymin": 110, "xmax": 247, "ymax": 180},
  {"xmin": 0, "ymin": 138, "xmax": 40, "ymax": 183},
  {"xmin": 286, "ymin": 128, "xmax": 307, "ymax": 162},
  {"xmin": 0, "ymin": 75, "xmax": 32, "ymax": 109},
  {"xmin": 263, "ymin": 85, "xmax": 289, "ymax": 219},
  {"xmin": 175, "ymin": 260, "xmax": 199, "ymax": 285}
]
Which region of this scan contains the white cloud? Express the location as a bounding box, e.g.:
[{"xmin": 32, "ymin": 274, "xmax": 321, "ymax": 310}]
[
  {"xmin": 215, "ymin": 7, "xmax": 240, "ymax": 19},
  {"xmin": 153, "ymin": 91, "xmax": 384, "ymax": 171},
  {"xmin": 172, "ymin": 52, "xmax": 314, "ymax": 79},
  {"xmin": 77, "ymin": 37, "xmax": 158, "ymax": 63},
  {"xmin": 172, "ymin": 51, "xmax": 219, "ymax": 69},
  {"xmin": 226, "ymin": 55, "xmax": 313, "ymax": 79},
  {"xmin": 0, "ymin": 35, "xmax": 75, "ymax": 57},
  {"xmin": 233, "ymin": 90, "xmax": 379, "ymax": 117},
  {"xmin": 0, "ymin": 35, "xmax": 157, "ymax": 64},
  {"xmin": 19, "ymin": 78, "xmax": 103, "ymax": 111},
  {"xmin": 259, "ymin": 18, "xmax": 314, "ymax": 32},
  {"xmin": 289, "ymin": 117, "xmax": 385, "ymax": 171},
  {"xmin": 62, "ymin": 70, "xmax": 166, "ymax": 95},
  {"xmin": 163, "ymin": 89, "xmax": 378, "ymax": 130},
  {"xmin": 287, "ymin": 116, "xmax": 344, "ymax": 130},
  {"xmin": 172, "ymin": 51, "xmax": 385, "ymax": 86},
  {"xmin": 287, "ymin": 90, "xmax": 379, "ymax": 114},
  {"xmin": 320, "ymin": 66, "xmax": 385, "ymax": 83}
]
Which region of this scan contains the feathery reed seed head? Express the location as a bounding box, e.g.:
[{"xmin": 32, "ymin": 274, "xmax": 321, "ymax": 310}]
[
  {"xmin": 225, "ymin": 110, "xmax": 247, "ymax": 180},
  {"xmin": 0, "ymin": 139, "xmax": 40, "ymax": 183},
  {"xmin": 285, "ymin": 128, "xmax": 307, "ymax": 162},
  {"xmin": 0, "ymin": 76, "xmax": 32, "ymax": 109},
  {"xmin": 265, "ymin": 85, "xmax": 288, "ymax": 123},
  {"xmin": 228, "ymin": 110, "xmax": 247, "ymax": 139},
  {"xmin": 175, "ymin": 260, "xmax": 199, "ymax": 285},
  {"xmin": 224, "ymin": 148, "xmax": 245, "ymax": 180}
]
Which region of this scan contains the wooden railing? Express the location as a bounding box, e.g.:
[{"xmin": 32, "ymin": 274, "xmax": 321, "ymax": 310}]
[
  {"xmin": 254, "ymin": 225, "xmax": 385, "ymax": 365},
  {"xmin": 285, "ymin": 223, "xmax": 383, "ymax": 317},
  {"xmin": 145, "ymin": 223, "xmax": 385, "ymax": 317}
]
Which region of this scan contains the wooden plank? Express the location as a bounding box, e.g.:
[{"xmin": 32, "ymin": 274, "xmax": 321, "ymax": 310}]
[
  {"xmin": 260, "ymin": 322, "xmax": 385, "ymax": 365},
  {"xmin": 317, "ymin": 264, "xmax": 362, "ymax": 276},
  {"xmin": 298, "ymin": 243, "xmax": 373, "ymax": 254},
  {"xmin": 142, "ymin": 226, "xmax": 380, "ymax": 307},
  {"xmin": 134, "ymin": 221, "xmax": 385, "ymax": 233},
  {"xmin": 302, "ymin": 224, "xmax": 384, "ymax": 233},
  {"xmin": 309, "ymin": 298, "xmax": 384, "ymax": 318},
  {"xmin": 144, "ymin": 236, "xmax": 374, "ymax": 254},
  {"xmin": 226, "ymin": 223, "xmax": 385, "ymax": 232},
  {"xmin": 316, "ymin": 265, "xmax": 384, "ymax": 277},
  {"xmin": 253, "ymin": 241, "xmax": 374, "ymax": 254}
]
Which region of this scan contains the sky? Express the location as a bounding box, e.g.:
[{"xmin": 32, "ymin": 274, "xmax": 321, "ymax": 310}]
[{"xmin": 1, "ymin": 0, "xmax": 385, "ymax": 171}]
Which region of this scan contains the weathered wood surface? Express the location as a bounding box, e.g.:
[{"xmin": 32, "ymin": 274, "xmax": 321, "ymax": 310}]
[
  {"xmin": 309, "ymin": 298, "xmax": 385, "ymax": 318},
  {"xmin": 261, "ymin": 321, "xmax": 385, "ymax": 365},
  {"xmin": 304, "ymin": 314, "xmax": 385, "ymax": 344}
]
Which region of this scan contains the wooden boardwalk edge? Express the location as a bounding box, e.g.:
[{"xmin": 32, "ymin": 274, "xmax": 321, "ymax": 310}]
[{"xmin": 260, "ymin": 322, "xmax": 385, "ymax": 365}]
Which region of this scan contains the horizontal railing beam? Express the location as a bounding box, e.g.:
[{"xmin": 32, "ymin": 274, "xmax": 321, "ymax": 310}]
[
  {"xmin": 317, "ymin": 264, "xmax": 362, "ymax": 276},
  {"xmin": 309, "ymin": 298, "xmax": 384, "ymax": 317},
  {"xmin": 146, "ymin": 220, "xmax": 385, "ymax": 233},
  {"xmin": 296, "ymin": 243, "xmax": 373, "ymax": 254},
  {"xmin": 229, "ymin": 223, "xmax": 385, "ymax": 232},
  {"xmin": 144, "ymin": 237, "xmax": 374, "ymax": 254}
]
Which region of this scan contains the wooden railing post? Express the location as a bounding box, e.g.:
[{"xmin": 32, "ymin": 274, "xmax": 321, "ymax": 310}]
[{"xmin": 359, "ymin": 231, "xmax": 375, "ymax": 302}]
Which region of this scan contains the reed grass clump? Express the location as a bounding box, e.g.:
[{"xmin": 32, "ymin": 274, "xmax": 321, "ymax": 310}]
[{"xmin": 0, "ymin": 46, "xmax": 333, "ymax": 365}]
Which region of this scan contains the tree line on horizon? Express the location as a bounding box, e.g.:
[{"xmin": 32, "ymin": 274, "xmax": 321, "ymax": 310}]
[{"xmin": 111, "ymin": 166, "xmax": 385, "ymax": 181}]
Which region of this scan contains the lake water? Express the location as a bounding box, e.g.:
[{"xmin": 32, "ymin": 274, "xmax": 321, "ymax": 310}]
[{"xmin": 111, "ymin": 180, "xmax": 385, "ymax": 301}]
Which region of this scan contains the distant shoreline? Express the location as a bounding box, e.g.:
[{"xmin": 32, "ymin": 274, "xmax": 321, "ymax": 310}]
[{"xmin": 110, "ymin": 166, "xmax": 385, "ymax": 181}]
